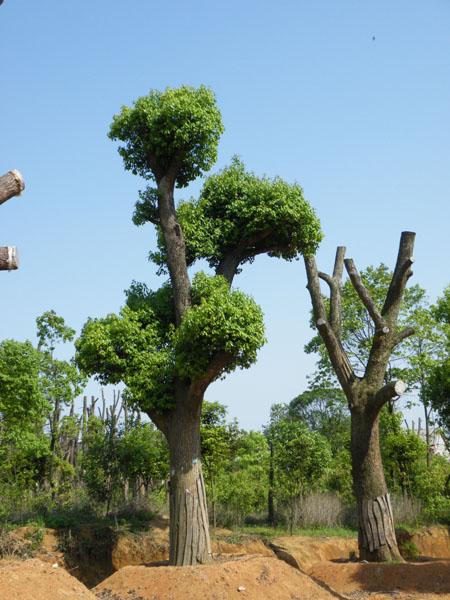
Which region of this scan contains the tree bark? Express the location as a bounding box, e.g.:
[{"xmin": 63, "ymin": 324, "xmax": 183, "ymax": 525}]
[
  {"xmin": 166, "ymin": 394, "xmax": 212, "ymax": 566},
  {"xmin": 351, "ymin": 405, "xmax": 403, "ymax": 561},
  {"xmin": 0, "ymin": 246, "xmax": 19, "ymax": 270},
  {"xmin": 157, "ymin": 178, "xmax": 191, "ymax": 325},
  {"xmin": 0, "ymin": 170, "xmax": 25, "ymax": 205}
]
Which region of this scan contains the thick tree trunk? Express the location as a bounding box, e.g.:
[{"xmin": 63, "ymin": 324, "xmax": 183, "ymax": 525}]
[
  {"xmin": 166, "ymin": 396, "xmax": 212, "ymax": 566},
  {"xmin": 0, "ymin": 170, "xmax": 25, "ymax": 205},
  {"xmin": 351, "ymin": 406, "xmax": 403, "ymax": 561}
]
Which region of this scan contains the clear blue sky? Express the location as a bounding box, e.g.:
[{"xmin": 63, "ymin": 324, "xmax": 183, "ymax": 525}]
[{"xmin": 1, "ymin": 0, "xmax": 449, "ymax": 429}]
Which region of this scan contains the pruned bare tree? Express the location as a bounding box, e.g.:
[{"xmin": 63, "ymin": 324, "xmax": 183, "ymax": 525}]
[{"xmin": 304, "ymin": 231, "xmax": 416, "ymax": 561}]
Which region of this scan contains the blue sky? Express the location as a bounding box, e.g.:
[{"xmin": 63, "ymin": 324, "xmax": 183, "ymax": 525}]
[{"xmin": 1, "ymin": 0, "xmax": 449, "ymax": 429}]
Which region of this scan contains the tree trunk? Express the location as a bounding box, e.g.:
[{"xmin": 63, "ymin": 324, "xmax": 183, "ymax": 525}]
[
  {"xmin": 0, "ymin": 170, "xmax": 25, "ymax": 205},
  {"xmin": 157, "ymin": 179, "xmax": 191, "ymax": 325},
  {"xmin": 351, "ymin": 406, "xmax": 403, "ymax": 561},
  {"xmin": 166, "ymin": 397, "xmax": 212, "ymax": 566}
]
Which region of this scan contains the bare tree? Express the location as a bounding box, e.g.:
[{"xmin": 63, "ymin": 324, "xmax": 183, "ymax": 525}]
[{"xmin": 304, "ymin": 231, "xmax": 416, "ymax": 561}]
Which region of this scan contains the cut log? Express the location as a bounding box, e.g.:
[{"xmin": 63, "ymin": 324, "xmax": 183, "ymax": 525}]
[
  {"xmin": 0, "ymin": 246, "xmax": 19, "ymax": 270},
  {"xmin": 0, "ymin": 170, "xmax": 25, "ymax": 206}
]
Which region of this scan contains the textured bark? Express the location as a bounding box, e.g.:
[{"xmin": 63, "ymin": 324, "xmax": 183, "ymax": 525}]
[
  {"xmin": 351, "ymin": 406, "xmax": 403, "ymax": 561},
  {"xmin": 0, "ymin": 170, "xmax": 24, "ymax": 205},
  {"xmin": 157, "ymin": 177, "xmax": 191, "ymax": 325},
  {"xmin": 304, "ymin": 232, "xmax": 416, "ymax": 562},
  {"xmin": 166, "ymin": 395, "xmax": 212, "ymax": 566},
  {"xmin": 0, "ymin": 246, "xmax": 19, "ymax": 270}
]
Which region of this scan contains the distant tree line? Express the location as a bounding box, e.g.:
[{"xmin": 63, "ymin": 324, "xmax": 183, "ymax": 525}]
[{"xmin": 0, "ymin": 300, "xmax": 448, "ymax": 530}]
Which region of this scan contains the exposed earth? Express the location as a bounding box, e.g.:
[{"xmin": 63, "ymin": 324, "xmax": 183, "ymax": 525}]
[{"xmin": 0, "ymin": 522, "xmax": 449, "ymax": 599}]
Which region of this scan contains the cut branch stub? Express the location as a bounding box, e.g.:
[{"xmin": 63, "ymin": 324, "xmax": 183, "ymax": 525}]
[
  {"xmin": 0, "ymin": 246, "xmax": 19, "ymax": 271},
  {"xmin": 373, "ymin": 379, "xmax": 407, "ymax": 412},
  {"xmin": 0, "ymin": 170, "xmax": 25, "ymax": 206},
  {"xmin": 382, "ymin": 231, "xmax": 416, "ymax": 320}
]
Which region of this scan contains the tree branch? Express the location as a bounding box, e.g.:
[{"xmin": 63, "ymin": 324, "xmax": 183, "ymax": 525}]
[
  {"xmin": 344, "ymin": 258, "xmax": 387, "ymax": 333},
  {"xmin": 189, "ymin": 350, "xmax": 234, "ymax": 398},
  {"xmin": 304, "ymin": 256, "xmax": 327, "ymax": 322},
  {"xmin": 0, "ymin": 170, "xmax": 25, "ymax": 206},
  {"xmin": 333, "ymin": 246, "xmax": 346, "ymax": 280},
  {"xmin": 382, "ymin": 231, "xmax": 416, "ymax": 321},
  {"xmin": 392, "ymin": 326, "xmax": 415, "ymax": 347},
  {"xmin": 373, "ymin": 380, "xmax": 407, "ymax": 413},
  {"xmin": 304, "ymin": 256, "xmax": 355, "ymax": 393},
  {"xmin": 318, "ymin": 271, "xmax": 333, "ymax": 287}
]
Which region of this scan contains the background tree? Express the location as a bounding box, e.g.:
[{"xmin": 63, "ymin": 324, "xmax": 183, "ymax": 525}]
[
  {"xmin": 36, "ymin": 311, "xmax": 85, "ymax": 496},
  {"xmin": 427, "ymin": 285, "xmax": 450, "ymax": 451},
  {"xmin": 268, "ymin": 414, "xmax": 332, "ymax": 533},
  {"xmin": 200, "ymin": 401, "xmax": 238, "ymax": 529},
  {"xmin": 0, "ymin": 339, "xmax": 50, "ymax": 511},
  {"xmin": 117, "ymin": 422, "xmax": 169, "ymax": 502},
  {"xmin": 304, "ymin": 232, "xmax": 416, "ymax": 561},
  {"xmin": 215, "ymin": 430, "xmax": 269, "ymax": 527},
  {"xmin": 76, "ymin": 85, "xmax": 322, "ymax": 565}
]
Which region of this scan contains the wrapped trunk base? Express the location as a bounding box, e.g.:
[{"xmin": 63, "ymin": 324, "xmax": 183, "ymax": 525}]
[
  {"xmin": 169, "ymin": 462, "xmax": 212, "ymax": 566},
  {"xmin": 359, "ymin": 493, "xmax": 402, "ymax": 561}
]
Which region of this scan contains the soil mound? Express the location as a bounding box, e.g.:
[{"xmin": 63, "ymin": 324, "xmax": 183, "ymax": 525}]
[
  {"xmin": 94, "ymin": 555, "xmax": 336, "ymax": 600},
  {"xmin": 309, "ymin": 559, "xmax": 450, "ymax": 599},
  {"xmin": 0, "ymin": 558, "xmax": 96, "ymax": 600},
  {"xmin": 112, "ymin": 527, "xmax": 272, "ymax": 570},
  {"xmin": 397, "ymin": 526, "xmax": 450, "ymax": 559},
  {"xmin": 271, "ymin": 535, "xmax": 358, "ymax": 571}
]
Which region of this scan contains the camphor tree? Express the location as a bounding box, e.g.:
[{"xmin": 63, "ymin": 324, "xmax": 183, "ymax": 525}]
[
  {"xmin": 304, "ymin": 232, "xmax": 416, "ymax": 561},
  {"xmin": 75, "ymin": 85, "xmax": 322, "ymax": 565}
]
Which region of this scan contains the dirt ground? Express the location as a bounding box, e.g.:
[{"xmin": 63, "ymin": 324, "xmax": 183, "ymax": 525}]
[
  {"xmin": 94, "ymin": 555, "xmax": 336, "ymax": 600},
  {"xmin": 0, "ymin": 525, "xmax": 448, "ymax": 599},
  {"xmin": 309, "ymin": 559, "xmax": 450, "ymax": 599},
  {"xmin": 0, "ymin": 559, "xmax": 96, "ymax": 600}
]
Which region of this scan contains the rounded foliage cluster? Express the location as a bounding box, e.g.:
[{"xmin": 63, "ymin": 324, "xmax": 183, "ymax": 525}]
[
  {"xmin": 109, "ymin": 85, "xmax": 224, "ymax": 187},
  {"xmin": 175, "ymin": 273, "xmax": 266, "ymax": 379},
  {"xmin": 75, "ymin": 273, "xmax": 265, "ymax": 414},
  {"xmin": 147, "ymin": 157, "xmax": 323, "ymax": 271},
  {"xmin": 182, "ymin": 157, "xmax": 322, "ymax": 265}
]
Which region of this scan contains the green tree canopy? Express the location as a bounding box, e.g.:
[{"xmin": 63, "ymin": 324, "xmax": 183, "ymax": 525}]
[
  {"xmin": 109, "ymin": 85, "xmax": 224, "ymax": 187},
  {"xmin": 76, "ymin": 273, "xmax": 265, "ymax": 415},
  {"xmin": 142, "ymin": 157, "xmax": 322, "ymax": 279}
]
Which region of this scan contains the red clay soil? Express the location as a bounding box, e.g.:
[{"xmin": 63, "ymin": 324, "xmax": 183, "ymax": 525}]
[
  {"xmin": 94, "ymin": 555, "xmax": 336, "ymax": 600},
  {"xmin": 271, "ymin": 535, "xmax": 358, "ymax": 571},
  {"xmin": 112, "ymin": 526, "xmax": 272, "ymax": 570},
  {"xmin": 308, "ymin": 559, "xmax": 450, "ymax": 599},
  {"xmin": 397, "ymin": 526, "xmax": 450, "ymax": 559},
  {"xmin": 0, "ymin": 558, "xmax": 96, "ymax": 600}
]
